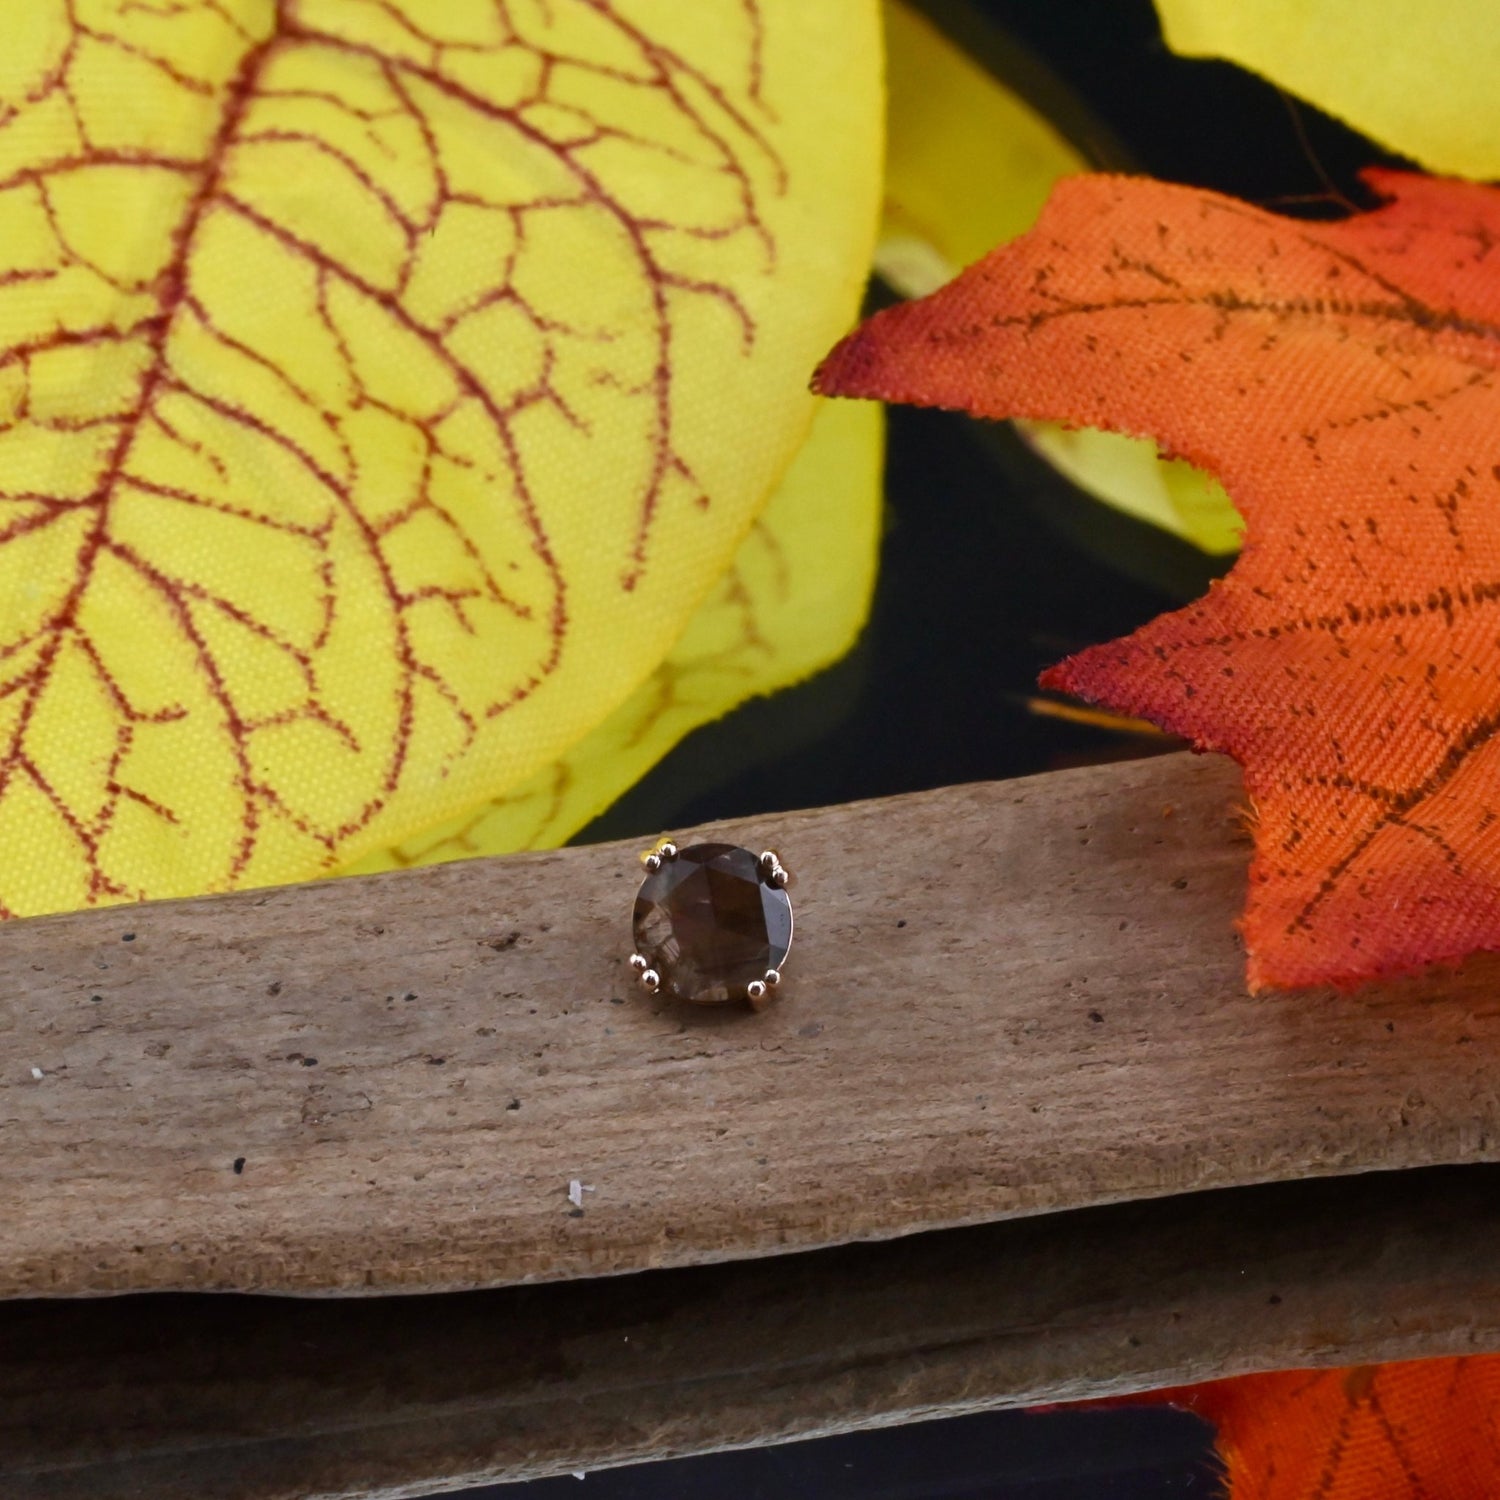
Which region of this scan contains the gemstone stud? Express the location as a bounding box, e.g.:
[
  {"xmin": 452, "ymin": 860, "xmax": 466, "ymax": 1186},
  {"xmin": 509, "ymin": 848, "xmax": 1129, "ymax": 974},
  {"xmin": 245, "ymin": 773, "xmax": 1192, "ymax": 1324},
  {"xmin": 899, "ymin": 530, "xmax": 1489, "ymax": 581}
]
[{"xmin": 630, "ymin": 841, "xmax": 793, "ymax": 1006}]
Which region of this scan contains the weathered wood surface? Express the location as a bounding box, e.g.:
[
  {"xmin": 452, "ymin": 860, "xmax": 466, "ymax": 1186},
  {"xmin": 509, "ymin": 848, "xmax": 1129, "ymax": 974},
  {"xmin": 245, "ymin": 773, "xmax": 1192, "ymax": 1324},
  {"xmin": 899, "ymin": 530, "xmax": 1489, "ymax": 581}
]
[
  {"xmin": 5, "ymin": 749, "xmax": 1500, "ymax": 1297},
  {"xmin": 7, "ymin": 1164, "xmax": 1500, "ymax": 1499}
]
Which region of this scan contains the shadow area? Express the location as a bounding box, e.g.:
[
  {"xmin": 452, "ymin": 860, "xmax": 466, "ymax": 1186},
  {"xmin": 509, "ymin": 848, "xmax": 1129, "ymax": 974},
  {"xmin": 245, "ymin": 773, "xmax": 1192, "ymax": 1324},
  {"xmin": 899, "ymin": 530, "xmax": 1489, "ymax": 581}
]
[{"xmin": 5, "ymin": 1162, "xmax": 1500, "ymax": 1498}]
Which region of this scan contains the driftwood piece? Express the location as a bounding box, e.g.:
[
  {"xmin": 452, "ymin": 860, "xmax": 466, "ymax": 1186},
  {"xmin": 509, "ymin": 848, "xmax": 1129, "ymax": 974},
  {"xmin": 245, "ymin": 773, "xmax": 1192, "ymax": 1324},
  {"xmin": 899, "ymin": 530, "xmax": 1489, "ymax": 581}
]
[
  {"xmin": 5, "ymin": 750, "xmax": 1500, "ymax": 1297},
  {"xmin": 7, "ymin": 1164, "xmax": 1500, "ymax": 1499}
]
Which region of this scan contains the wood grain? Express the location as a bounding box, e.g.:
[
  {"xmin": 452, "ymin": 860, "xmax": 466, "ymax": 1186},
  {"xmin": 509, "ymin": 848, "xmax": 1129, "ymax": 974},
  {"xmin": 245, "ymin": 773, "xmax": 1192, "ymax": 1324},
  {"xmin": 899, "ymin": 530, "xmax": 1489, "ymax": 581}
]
[
  {"xmin": 7, "ymin": 1164, "xmax": 1500, "ymax": 1499},
  {"xmin": 5, "ymin": 749, "xmax": 1500, "ymax": 1297}
]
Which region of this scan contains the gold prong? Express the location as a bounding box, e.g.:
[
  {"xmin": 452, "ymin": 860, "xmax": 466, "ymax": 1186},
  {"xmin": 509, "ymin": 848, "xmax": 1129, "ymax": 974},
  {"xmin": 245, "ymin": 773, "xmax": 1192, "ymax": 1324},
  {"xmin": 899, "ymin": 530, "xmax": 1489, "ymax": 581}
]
[
  {"xmin": 639, "ymin": 968, "xmax": 661, "ymax": 994},
  {"xmin": 763, "ymin": 968, "xmax": 781, "ymax": 989},
  {"xmin": 758, "ymin": 850, "xmax": 789, "ymax": 889},
  {"xmin": 746, "ymin": 978, "xmax": 768, "ymax": 1006},
  {"xmin": 641, "ymin": 838, "xmax": 679, "ymax": 873},
  {"xmin": 629, "ymin": 953, "xmax": 648, "ymax": 975}
]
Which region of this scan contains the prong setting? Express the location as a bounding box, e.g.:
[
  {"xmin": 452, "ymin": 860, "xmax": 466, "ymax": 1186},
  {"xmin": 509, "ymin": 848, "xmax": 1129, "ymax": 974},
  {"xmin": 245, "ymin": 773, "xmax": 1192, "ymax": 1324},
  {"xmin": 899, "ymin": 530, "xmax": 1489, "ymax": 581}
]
[
  {"xmin": 643, "ymin": 839, "xmax": 679, "ymax": 874},
  {"xmin": 633, "ymin": 842, "xmax": 792, "ymax": 1007}
]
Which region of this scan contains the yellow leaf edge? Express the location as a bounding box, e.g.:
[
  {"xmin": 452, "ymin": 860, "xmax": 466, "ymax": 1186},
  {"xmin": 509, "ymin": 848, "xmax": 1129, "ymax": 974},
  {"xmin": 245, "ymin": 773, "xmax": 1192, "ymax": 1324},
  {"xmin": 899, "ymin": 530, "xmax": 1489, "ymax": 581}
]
[
  {"xmin": 1155, "ymin": 0, "xmax": 1500, "ymax": 181},
  {"xmin": 879, "ymin": 0, "xmax": 1242, "ymax": 557},
  {"xmin": 342, "ymin": 396, "xmax": 884, "ymax": 871},
  {"xmin": 300, "ymin": 0, "xmax": 890, "ymax": 882}
]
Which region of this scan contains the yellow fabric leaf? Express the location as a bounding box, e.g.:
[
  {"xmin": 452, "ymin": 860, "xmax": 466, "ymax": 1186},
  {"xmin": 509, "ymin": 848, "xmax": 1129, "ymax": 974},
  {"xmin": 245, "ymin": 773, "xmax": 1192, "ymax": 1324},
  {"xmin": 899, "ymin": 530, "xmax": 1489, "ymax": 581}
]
[
  {"xmin": 1156, "ymin": 0, "xmax": 1500, "ymax": 180},
  {"xmin": 1016, "ymin": 426, "xmax": 1244, "ymax": 558},
  {"xmin": 0, "ymin": 0, "xmax": 882, "ymax": 916},
  {"xmin": 878, "ymin": 0, "xmax": 1241, "ymax": 557},
  {"xmin": 878, "ymin": 0, "xmax": 1085, "ymax": 290},
  {"xmin": 345, "ymin": 396, "xmax": 882, "ymax": 868}
]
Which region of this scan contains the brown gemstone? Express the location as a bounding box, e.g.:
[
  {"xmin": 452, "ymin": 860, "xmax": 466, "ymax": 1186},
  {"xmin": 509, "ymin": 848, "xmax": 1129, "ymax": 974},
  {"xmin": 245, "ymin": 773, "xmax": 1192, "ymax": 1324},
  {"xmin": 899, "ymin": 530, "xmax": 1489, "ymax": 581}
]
[{"xmin": 632, "ymin": 843, "xmax": 793, "ymax": 1003}]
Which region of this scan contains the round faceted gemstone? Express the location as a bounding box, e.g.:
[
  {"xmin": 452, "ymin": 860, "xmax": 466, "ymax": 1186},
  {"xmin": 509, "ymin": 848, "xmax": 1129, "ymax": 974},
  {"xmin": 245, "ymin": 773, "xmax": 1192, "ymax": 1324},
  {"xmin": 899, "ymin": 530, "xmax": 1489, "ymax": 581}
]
[{"xmin": 633, "ymin": 842, "xmax": 792, "ymax": 1003}]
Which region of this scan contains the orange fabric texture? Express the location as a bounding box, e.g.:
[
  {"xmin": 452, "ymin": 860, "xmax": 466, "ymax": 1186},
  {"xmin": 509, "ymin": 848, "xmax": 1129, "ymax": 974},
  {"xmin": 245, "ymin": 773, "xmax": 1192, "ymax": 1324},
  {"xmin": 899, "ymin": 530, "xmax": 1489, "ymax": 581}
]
[
  {"xmin": 1150, "ymin": 1358, "xmax": 1500, "ymax": 1499},
  {"xmin": 817, "ymin": 169, "xmax": 1500, "ymax": 990}
]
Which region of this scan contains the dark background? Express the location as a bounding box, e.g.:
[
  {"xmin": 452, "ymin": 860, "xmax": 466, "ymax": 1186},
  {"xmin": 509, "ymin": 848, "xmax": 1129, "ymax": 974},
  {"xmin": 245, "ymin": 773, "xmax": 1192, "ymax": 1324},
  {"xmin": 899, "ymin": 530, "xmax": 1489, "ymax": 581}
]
[{"xmin": 457, "ymin": 2, "xmax": 1400, "ymax": 1495}]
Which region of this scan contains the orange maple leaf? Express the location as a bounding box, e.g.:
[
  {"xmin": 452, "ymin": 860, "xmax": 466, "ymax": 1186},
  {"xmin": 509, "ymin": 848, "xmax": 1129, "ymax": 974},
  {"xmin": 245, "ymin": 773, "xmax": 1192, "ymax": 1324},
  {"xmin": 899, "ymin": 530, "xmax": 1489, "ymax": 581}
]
[
  {"xmin": 1146, "ymin": 1357, "xmax": 1500, "ymax": 1498},
  {"xmin": 816, "ymin": 169, "xmax": 1500, "ymax": 990}
]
